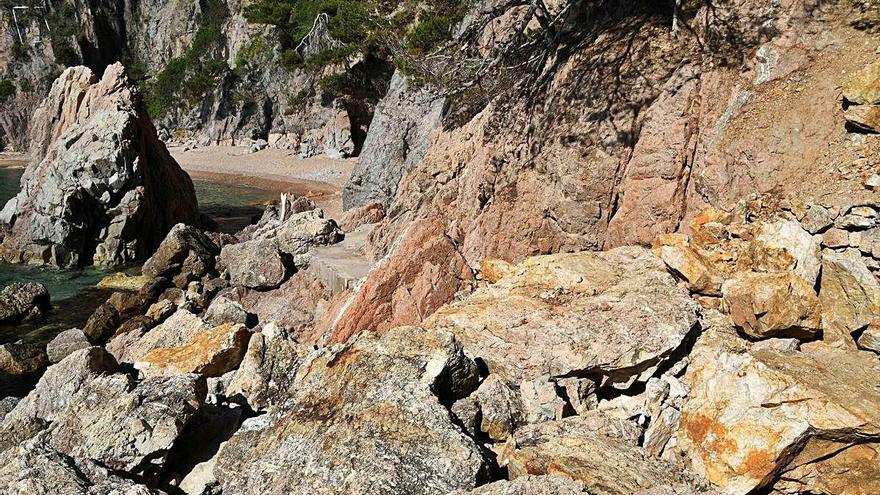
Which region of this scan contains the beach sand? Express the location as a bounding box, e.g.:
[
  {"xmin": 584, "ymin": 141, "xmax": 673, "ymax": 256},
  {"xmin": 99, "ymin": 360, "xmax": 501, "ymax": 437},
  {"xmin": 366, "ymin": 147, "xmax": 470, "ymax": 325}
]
[{"xmin": 169, "ymin": 146, "xmax": 355, "ymax": 219}]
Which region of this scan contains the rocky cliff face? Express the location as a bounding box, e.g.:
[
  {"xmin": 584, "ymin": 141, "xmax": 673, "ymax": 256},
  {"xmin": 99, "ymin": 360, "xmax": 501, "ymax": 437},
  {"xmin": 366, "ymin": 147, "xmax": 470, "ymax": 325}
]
[
  {"xmin": 0, "ymin": 0, "xmax": 391, "ymax": 155},
  {"xmin": 0, "ymin": 63, "xmax": 199, "ymax": 267},
  {"xmin": 325, "ymin": 0, "xmax": 880, "ymax": 338}
]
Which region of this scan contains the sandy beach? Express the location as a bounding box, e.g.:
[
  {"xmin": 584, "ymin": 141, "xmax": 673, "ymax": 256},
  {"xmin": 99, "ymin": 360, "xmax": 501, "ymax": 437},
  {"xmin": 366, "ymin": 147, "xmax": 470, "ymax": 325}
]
[{"xmin": 169, "ymin": 145, "xmax": 356, "ymax": 219}]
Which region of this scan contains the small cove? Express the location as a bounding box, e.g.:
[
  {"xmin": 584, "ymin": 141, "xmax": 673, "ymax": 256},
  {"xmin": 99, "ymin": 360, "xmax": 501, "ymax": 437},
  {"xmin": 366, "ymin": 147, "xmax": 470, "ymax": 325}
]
[{"xmin": 0, "ymin": 164, "xmax": 276, "ymax": 345}]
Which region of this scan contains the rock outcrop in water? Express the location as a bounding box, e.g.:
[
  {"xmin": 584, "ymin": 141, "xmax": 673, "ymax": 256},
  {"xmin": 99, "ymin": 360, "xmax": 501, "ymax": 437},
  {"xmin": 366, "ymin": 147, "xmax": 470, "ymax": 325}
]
[{"xmin": 0, "ymin": 64, "xmax": 199, "ymax": 267}]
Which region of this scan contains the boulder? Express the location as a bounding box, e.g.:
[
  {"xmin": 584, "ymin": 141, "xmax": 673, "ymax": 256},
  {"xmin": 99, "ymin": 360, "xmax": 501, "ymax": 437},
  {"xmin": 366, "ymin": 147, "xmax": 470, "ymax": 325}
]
[
  {"xmin": 0, "ymin": 282, "xmax": 50, "ymax": 323},
  {"xmin": 45, "ymin": 328, "xmax": 91, "ymax": 363},
  {"xmin": 843, "ymin": 60, "xmax": 880, "ymax": 105},
  {"xmin": 96, "ymin": 272, "xmax": 150, "ymax": 291},
  {"xmin": 858, "ymin": 319, "xmax": 880, "ymax": 353},
  {"xmin": 819, "ymin": 250, "xmax": 880, "ymax": 341},
  {"xmin": 652, "ymin": 235, "xmax": 725, "ymax": 295},
  {"xmin": 721, "ymin": 271, "xmax": 822, "ymax": 340},
  {"xmin": 0, "ymin": 435, "xmax": 162, "ymax": 494},
  {"xmin": 449, "ymin": 476, "xmax": 589, "ymax": 494},
  {"xmin": 500, "ymin": 414, "xmax": 711, "ymax": 495},
  {"xmin": 747, "ymin": 219, "xmax": 821, "ymax": 285},
  {"xmin": 107, "ymin": 308, "xmax": 210, "ymax": 364},
  {"xmin": 0, "ymin": 64, "xmax": 199, "ymax": 267},
  {"xmin": 135, "ymin": 323, "xmax": 250, "ymax": 378},
  {"xmin": 676, "ymin": 317, "xmax": 880, "ymax": 494},
  {"xmin": 45, "ymin": 373, "xmax": 205, "ymax": 475},
  {"xmin": 0, "ymin": 347, "xmax": 118, "ymax": 452},
  {"xmin": 225, "ymin": 325, "xmax": 306, "ymax": 410},
  {"xmin": 203, "ymin": 294, "xmax": 250, "ymax": 326},
  {"xmin": 0, "ymin": 341, "xmax": 48, "ymax": 377},
  {"xmin": 844, "ymin": 104, "xmax": 880, "ymax": 132},
  {"xmin": 425, "ymin": 247, "xmax": 699, "ymax": 389},
  {"xmin": 337, "ymin": 202, "xmax": 386, "ymax": 232},
  {"xmin": 219, "ymin": 238, "xmax": 289, "ymax": 290},
  {"xmin": 213, "ymin": 326, "xmax": 486, "ymax": 494},
  {"xmin": 142, "ymin": 223, "xmax": 219, "ymax": 288}
]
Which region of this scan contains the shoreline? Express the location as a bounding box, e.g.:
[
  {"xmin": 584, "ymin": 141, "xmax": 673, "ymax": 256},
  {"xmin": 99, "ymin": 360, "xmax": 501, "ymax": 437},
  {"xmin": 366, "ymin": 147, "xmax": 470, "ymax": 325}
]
[{"xmin": 170, "ymin": 146, "xmax": 354, "ymax": 219}]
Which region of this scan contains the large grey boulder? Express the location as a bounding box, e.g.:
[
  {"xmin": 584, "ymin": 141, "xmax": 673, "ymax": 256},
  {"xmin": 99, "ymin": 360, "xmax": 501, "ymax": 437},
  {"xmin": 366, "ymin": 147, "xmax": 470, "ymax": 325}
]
[
  {"xmin": 46, "ymin": 328, "xmax": 91, "ymax": 363},
  {"xmin": 214, "ymin": 326, "xmax": 486, "ymax": 494},
  {"xmin": 0, "ymin": 282, "xmax": 50, "ymax": 324},
  {"xmin": 142, "ymin": 223, "xmax": 219, "ymax": 288},
  {"xmin": 0, "ymin": 64, "xmax": 199, "ymax": 267},
  {"xmin": 342, "ymin": 71, "xmax": 445, "ymax": 210}
]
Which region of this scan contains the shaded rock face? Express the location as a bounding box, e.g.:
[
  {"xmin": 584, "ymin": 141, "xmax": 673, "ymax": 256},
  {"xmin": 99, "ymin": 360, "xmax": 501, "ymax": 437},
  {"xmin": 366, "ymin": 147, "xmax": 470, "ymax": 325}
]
[
  {"xmin": 213, "ymin": 326, "xmax": 487, "ymax": 494},
  {"xmin": 0, "ymin": 64, "xmax": 199, "ymax": 267},
  {"xmin": 342, "ymin": 71, "xmax": 446, "ymax": 209}
]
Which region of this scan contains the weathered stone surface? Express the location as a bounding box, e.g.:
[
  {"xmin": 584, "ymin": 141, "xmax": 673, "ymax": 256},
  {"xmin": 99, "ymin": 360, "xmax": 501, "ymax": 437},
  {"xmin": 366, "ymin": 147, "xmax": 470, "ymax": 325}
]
[
  {"xmin": 500, "ymin": 414, "xmax": 710, "ymax": 495},
  {"xmin": 337, "ymin": 202, "xmax": 386, "ymax": 232},
  {"xmin": 748, "ymin": 220, "xmax": 821, "ymax": 285},
  {"xmin": 822, "ymin": 227, "xmax": 850, "ymax": 248},
  {"xmin": 449, "ymin": 476, "xmax": 589, "ymax": 494},
  {"xmin": 0, "ymin": 64, "xmax": 199, "ymax": 267},
  {"xmin": 203, "ymin": 294, "xmax": 250, "ymax": 326},
  {"xmin": 466, "ymin": 375, "xmax": 524, "ymax": 441},
  {"xmin": 135, "ymin": 323, "xmax": 250, "ymax": 378},
  {"xmin": 219, "ymin": 238, "xmax": 289, "ymax": 290},
  {"xmin": 324, "ymin": 218, "xmax": 475, "ymax": 343},
  {"xmin": 0, "ymin": 282, "xmax": 50, "ymax": 323},
  {"xmin": 45, "ymin": 328, "xmax": 91, "ymax": 363},
  {"xmin": 858, "ymin": 319, "xmax": 880, "ymax": 353},
  {"xmin": 96, "ymin": 272, "xmax": 150, "ymax": 291},
  {"xmin": 843, "ymin": 60, "xmax": 880, "ymax": 105},
  {"xmin": 108, "ymin": 308, "xmax": 210, "ymax": 364},
  {"xmin": 0, "ymin": 435, "xmax": 162, "ymax": 494},
  {"xmin": 225, "ymin": 324, "xmax": 305, "ymax": 410},
  {"xmin": 0, "ymin": 347, "xmax": 118, "ymax": 452},
  {"xmin": 425, "ymin": 247, "xmax": 699, "ymax": 389},
  {"xmin": 677, "ymin": 317, "xmax": 880, "ymax": 494},
  {"xmin": 342, "ymin": 70, "xmax": 445, "ymax": 209},
  {"xmin": 819, "ymin": 250, "xmax": 880, "ymax": 340},
  {"xmin": 142, "ymin": 223, "xmax": 219, "ymax": 287},
  {"xmin": 845, "ymin": 104, "xmax": 880, "ymax": 132},
  {"xmin": 652, "ymin": 235, "xmax": 724, "ymax": 295},
  {"xmin": 0, "ymin": 341, "xmax": 48, "ymax": 377},
  {"xmin": 721, "ymin": 271, "xmax": 821, "ymax": 340},
  {"xmin": 47, "ymin": 373, "xmax": 205, "ymax": 474},
  {"xmin": 800, "ymin": 204, "xmax": 835, "ymax": 234},
  {"xmin": 214, "ymin": 326, "xmax": 486, "ymax": 494}
]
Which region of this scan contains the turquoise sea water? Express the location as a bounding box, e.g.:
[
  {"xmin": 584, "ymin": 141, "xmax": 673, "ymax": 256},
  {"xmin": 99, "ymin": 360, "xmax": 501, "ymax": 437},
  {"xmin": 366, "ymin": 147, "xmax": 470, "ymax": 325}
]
[{"xmin": 0, "ymin": 166, "xmax": 274, "ymax": 345}]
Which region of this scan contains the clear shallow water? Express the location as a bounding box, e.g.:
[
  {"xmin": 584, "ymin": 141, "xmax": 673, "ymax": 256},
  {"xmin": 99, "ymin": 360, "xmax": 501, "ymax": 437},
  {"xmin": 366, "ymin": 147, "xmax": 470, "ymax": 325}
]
[{"xmin": 0, "ymin": 165, "xmax": 274, "ymax": 345}]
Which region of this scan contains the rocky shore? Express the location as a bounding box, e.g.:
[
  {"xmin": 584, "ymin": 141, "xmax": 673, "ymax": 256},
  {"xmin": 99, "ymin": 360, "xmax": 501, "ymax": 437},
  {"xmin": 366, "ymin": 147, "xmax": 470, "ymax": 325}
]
[{"xmin": 0, "ymin": 0, "xmax": 879, "ymax": 493}]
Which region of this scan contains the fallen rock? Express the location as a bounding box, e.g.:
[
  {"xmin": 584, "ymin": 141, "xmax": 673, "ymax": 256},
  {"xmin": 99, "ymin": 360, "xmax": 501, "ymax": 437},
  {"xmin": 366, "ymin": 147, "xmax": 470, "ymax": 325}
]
[
  {"xmin": 203, "ymin": 294, "xmax": 250, "ymax": 326},
  {"xmin": 45, "ymin": 328, "xmax": 91, "ymax": 363},
  {"xmin": 107, "ymin": 308, "xmax": 210, "ymax": 364},
  {"xmin": 225, "ymin": 324, "xmax": 305, "ymax": 411},
  {"xmin": 821, "ymin": 227, "xmax": 850, "ymax": 248},
  {"xmin": 0, "ymin": 64, "xmax": 199, "ymax": 267},
  {"xmin": 219, "ymin": 238, "xmax": 289, "ymax": 290},
  {"xmin": 1, "ymin": 347, "xmax": 118, "ymax": 452},
  {"xmin": 214, "ymin": 326, "xmax": 486, "ymax": 494},
  {"xmin": 652, "ymin": 235, "xmax": 725, "ymax": 295},
  {"xmin": 845, "ymin": 104, "xmax": 880, "ymax": 132},
  {"xmin": 449, "ymin": 475, "xmax": 589, "ymax": 494},
  {"xmin": 500, "ymin": 414, "xmax": 710, "ymax": 495},
  {"xmin": 96, "ymin": 272, "xmax": 150, "ymax": 291},
  {"xmin": 858, "ymin": 319, "xmax": 880, "ymax": 353},
  {"xmin": 746, "ymin": 219, "xmax": 821, "ymax": 285},
  {"xmin": 721, "ymin": 271, "xmax": 821, "ymax": 339},
  {"xmin": 135, "ymin": 323, "xmax": 250, "ymax": 378},
  {"xmin": 819, "ymin": 250, "xmax": 880, "ymax": 341},
  {"xmin": 46, "ymin": 373, "xmax": 205, "ymax": 475},
  {"xmin": 0, "ymin": 435, "xmax": 162, "ymax": 494},
  {"xmin": 0, "ymin": 341, "xmax": 48, "ymax": 377},
  {"xmin": 425, "ymin": 247, "xmax": 699, "ymax": 389},
  {"xmin": 337, "ymin": 202, "xmax": 386, "ymax": 232},
  {"xmin": 142, "ymin": 223, "xmax": 219, "ymax": 288},
  {"xmin": 0, "ymin": 282, "xmax": 50, "ymax": 323},
  {"xmin": 843, "ymin": 60, "xmax": 880, "ymax": 105},
  {"xmin": 677, "ymin": 316, "xmax": 880, "ymax": 494}
]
